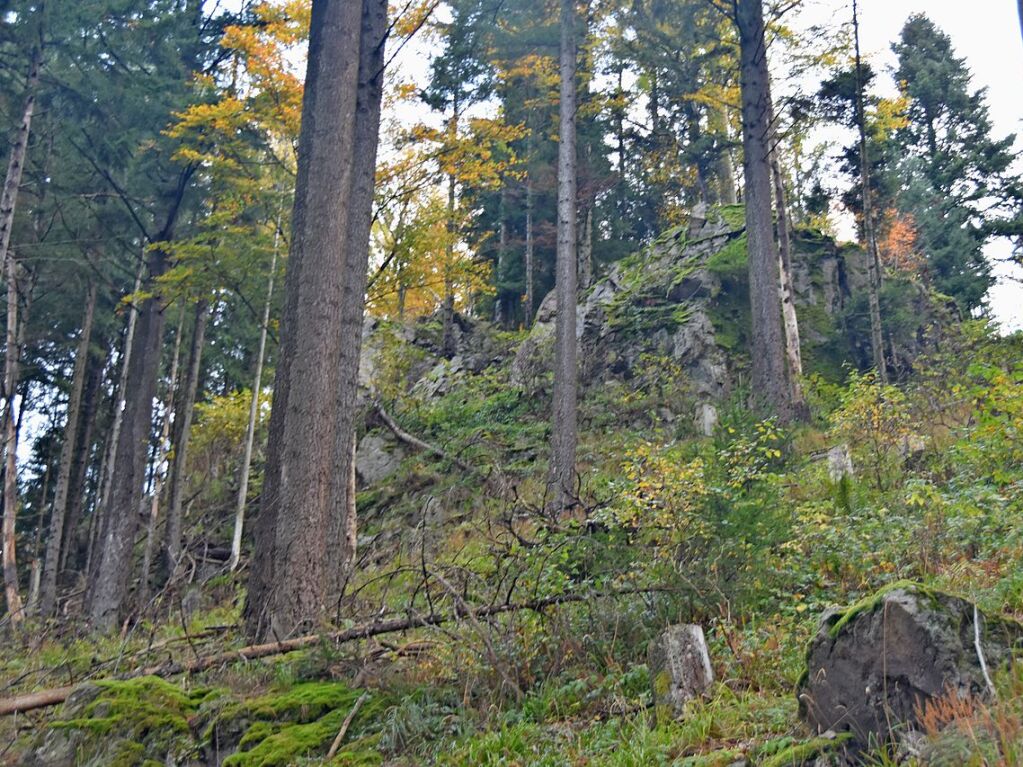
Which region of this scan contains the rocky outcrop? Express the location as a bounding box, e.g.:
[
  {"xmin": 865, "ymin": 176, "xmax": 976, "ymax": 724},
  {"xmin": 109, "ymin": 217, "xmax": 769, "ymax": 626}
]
[
  {"xmin": 798, "ymin": 583, "xmax": 1023, "ymax": 760},
  {"xmin": 510, "ymin": 205, "xmax": 874, "ymax": 411}
]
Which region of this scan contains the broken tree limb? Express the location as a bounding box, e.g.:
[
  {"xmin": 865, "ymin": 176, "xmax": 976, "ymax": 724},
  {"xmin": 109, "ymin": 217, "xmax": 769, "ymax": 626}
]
[
  {"xmin": 372, "ymin": 400, "xmax": 476, "ymax": 474},
  {"xmin": 0, "ymin": 587, "xmax": 664, "ymax": 716}
]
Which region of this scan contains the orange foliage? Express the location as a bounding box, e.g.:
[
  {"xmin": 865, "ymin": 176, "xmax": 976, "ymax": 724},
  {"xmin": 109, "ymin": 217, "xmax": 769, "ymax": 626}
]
[{"xmin": 878, "ymin": 209, "xmax": 925, "ymax": 275}]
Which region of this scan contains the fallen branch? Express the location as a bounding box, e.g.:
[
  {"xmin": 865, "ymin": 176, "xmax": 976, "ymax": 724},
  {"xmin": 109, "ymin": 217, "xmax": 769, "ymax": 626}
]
[
  {"xmin": 0, "ymin": 587, "xmax": 663, "ymax": 716},
  {"xmin": 326, "ymin": 691, "xmax": 369, "ymax": 760},
  {"xmin": 373, "ymin": 400, "xmax": 476, "ymax": 474}
]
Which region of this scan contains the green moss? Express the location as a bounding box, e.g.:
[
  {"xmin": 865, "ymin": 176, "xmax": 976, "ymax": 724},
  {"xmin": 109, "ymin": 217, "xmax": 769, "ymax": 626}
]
[
  {"xmin": 705, "ymin": 232, "xmax": 748, "ymax": 279},
  {"xmin": 827, "ymin": 580, "xmax": 929, "ymax": 638},
  {"xmin": 716, "ymin": 203, "xmax": 746, "ymax": 229},
  {"xmin": 758, "ymin": 732, "xmax": 852, "ymax": 766},
  {"xmin": 47, "ymin": 676, "xmax": 217, "ymax": 765},
  {"xmin": 211, "ymin": 682, "xmax": 388, "ymax": 767},
  {"xmin": 676, "ymin": 749, "xmax": 745, "ymax": 766}
]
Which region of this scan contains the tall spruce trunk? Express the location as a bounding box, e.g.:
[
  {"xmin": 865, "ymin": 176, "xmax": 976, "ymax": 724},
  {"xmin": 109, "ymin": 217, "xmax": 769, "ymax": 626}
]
[
  {"xmin": 735, "ymin": 0, "xmax": 795, "ymax": 422},
  {"xmin": 230, "ymin": 219, "xmax": 280, "ymax": 571},
  {"xmin": 853, "ymin": 0, "xmax": 888, "ymax": 383},
  {"xmin": 138, "ymin": 305, "xmax": 184, "ymax": 604},
  {"xmin": 325, "ymin": 0, "xmax": 386, "ymax": 605},
  {"xmin": 87, "ymin": 259, "xmax": 144, "ymax": 586},
  {"xmin": 40, "ymin": 284, "xmax": 97, "ymax": 616},
  {"xmin": 88, "ymin": 247, "xmax": 171, "ymax": 631},
  {"xmin": 244, "ymin": 0, "xmax": 386, "ymax": 641},
  {"xmin": 164, "ymin": 300, "xmax": 208, "ymax": 579},
  {"xmin": 59, "ymin": 342, "xmax": 105, "ymax": 577},
  {"xmin": 550, "ymin": 0, "xmax": 578, "ymax": 511},
  {"xmin": 766, "ymin": 96, "xmax": 807, "ymax": 414},
  {"xmin": 441, "ymin": 101, "xmax": 459, "ymax": 357}
]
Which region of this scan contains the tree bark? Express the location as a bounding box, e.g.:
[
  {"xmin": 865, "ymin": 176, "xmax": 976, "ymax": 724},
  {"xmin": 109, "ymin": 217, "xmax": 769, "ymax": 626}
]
[
  {"xmin": 87, "ymin": 259, "xmax": 144, "ymax": 586},
  {"xmin": 230, "ymin": 217, "xmax": 280, "ymax": 571},
  {"xmin": 138, "ymin": 305, "xmax": 184, "ymax": 605},
  {"xmin": 40, "ymin": 283, "xmax": 97, "ymax": 617},
  {"xmin": 325, "ymin": 0, "xmax": 387, "ymax": 604},
  {"xmin": 244, "ymin": 0, "xmax": 386, "ymax": 641},
  {"xmin": 853, "ymin": 0, "xmax": 888, "ymax": 383},
  {"xmin": 735, "ymin": 0, "xmax": 795, "ymax": 422},
  {"xmin": 524, "ymin": 169, "xmax": 535, "ymax": 327},
  {"xmin": 550, "ymin": 0, "xmax": 579, "ymax": 511},
  {"xmin": 164, "ymin": 300, "xmax": 208, "ymax": 579},
  {"xmin": 59, "ymin": 340, "xmax": 105, "ymax": 577},
  {"xmin": 441, "ymin": 101, "xmax": 459, "ymax": 357},
  {"xmin": 87, "ymin": 243, "xmax": 172, "ymax": 631},
  {"xmin": 766, "ymin": 96, "xmax": 807, "ymax": 414}
]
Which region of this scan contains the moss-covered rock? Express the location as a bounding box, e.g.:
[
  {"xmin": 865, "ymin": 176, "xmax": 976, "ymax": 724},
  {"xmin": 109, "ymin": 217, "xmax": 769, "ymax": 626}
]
[{"xmin": 798, "ymin": 583, "xmax": 1023, "ymax": 760}]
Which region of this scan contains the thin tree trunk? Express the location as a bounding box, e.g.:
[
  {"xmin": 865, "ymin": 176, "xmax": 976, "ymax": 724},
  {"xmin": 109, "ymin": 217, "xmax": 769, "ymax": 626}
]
[
  {"xmin": 244, "ymin": 0, "xmax": 386, "ymax": 641},
  {"xmin": 766, "ymin": 96, "xmax": 806, "ymax": 413},
  {"xmin": 735, "ymin": 0, "xmax": 795, "ymax": 422},
  {"xmin": 26, "ymin": 463, "xmax": 49, "ymax": 611},
  {"xmin": 2, "ymin": 255, "xmax": 24, "ymax": 627},
  {"xmin": 229, "ymin": 218, "xmax": 279, "ymax": 571},
  {"xmin": 579, "ymin": 205, "xmax": 593, "ymax": 291},
  {"xmin": 441, "ymin": 102, "xmax": 459, "ymax": 357},
  {"xmin": 138, "ymin": 305, "xmax": 184, "ymax": 604},
  {"xmin": 40, "ymin": 284, "xmax": 97, "ymax": 616},
  {"xmin": 550, "ymin": 0, "xmax": 578, "ymax": 511},
  {"xmin": 853, "ymin": 0, "xmax": 888, "ymax": 383},
  {"xmin": 0, "ymin": 42, "xmax": 41, "ymax": 284},
  {"xmin": 88, "ymin": 241, "xmax": 173, "ymax": 631},
  {"xmin": 164, "ymin": 300, "xmax": 208, "ymax": 579},
  {"xmin": 59, "ymin": 340, "xmax": 104, "ymax": 578},
  {"xmin": 88, "ymin": 259, "xmax": 144, "ymax": 585},
  {"xmin": 710, "ymin": 105, "xmax": 738, "ymax": 205},
  {"xmin": 524, "ymin": 173, "xmax": 535, "ymax": 327},
  {"xmin": 495, "ymin": 183, "xmax": 508, "ymax": 326}
]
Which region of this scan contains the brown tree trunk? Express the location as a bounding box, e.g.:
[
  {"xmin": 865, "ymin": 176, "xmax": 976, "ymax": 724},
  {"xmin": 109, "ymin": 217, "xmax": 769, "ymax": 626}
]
[
  {"xmin": 87, "ymin": 244, "xmax": 172, "ymax": 631},
  {"xmin": 326, "ymin": 0, "xmax": 386, "ymax": 603},
  {"xmin": 26, "ymin": 463, "xmax": 48, "ymax": 611},
  {"xmin": 138, "ymin": 305, "xmax": 184, "ymax": 605},
  {"xmin": 244, "ymin": 0, "xmax": 386, "ymax": 641},
  {"xmin": 853, "ymin": 0, "xmax": 888, "ymax": 383},
  {"xmin": 550, "ymin": 0, "xmax": 579, "ymax": 511},
  {"xmin": 2, "ymin": 255, "xmax": 24, "ymax": 627},
  {"xmin": 441, "ymin": 103, "xmax": 459, "ymax": 357},
  {"xmin": 524, "ymin": 180, "xmax": 535, "ymax": 326},
  {"xmin": 164, "ymin": 300, "xmax": 208, "ymax": 579},
  {"xmin": 735, "ymin": 0, "xmax": 795, "ymax": 422},
  {"xmin": 59, "ymin": 339, "xmax": 105, "ymax": 577},
  {"xmin": 40, "ymin": 283, "xmax": 97, "ymax": 616}
]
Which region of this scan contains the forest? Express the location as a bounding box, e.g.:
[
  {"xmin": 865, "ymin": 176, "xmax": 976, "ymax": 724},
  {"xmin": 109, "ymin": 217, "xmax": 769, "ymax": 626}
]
[{"xmin": 0, "ymin": 0, "xmax": 1022, "ymax": 764}]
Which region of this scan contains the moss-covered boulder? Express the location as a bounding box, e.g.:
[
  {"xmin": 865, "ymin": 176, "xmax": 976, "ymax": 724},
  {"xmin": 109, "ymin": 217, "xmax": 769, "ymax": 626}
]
[
  {"xmin": 798, "ymin": 583, "xmax": 1023, "ymax": 760},
  {"xmin": 23, "ymin": 676, "xmax": 216, "ymax": 767}
]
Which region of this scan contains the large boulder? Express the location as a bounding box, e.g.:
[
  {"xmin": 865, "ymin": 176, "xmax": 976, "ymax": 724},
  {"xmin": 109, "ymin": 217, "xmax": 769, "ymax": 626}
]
[{"xmin": 798, "ymin": 583, "xmax": 1023, "ymax": 759}]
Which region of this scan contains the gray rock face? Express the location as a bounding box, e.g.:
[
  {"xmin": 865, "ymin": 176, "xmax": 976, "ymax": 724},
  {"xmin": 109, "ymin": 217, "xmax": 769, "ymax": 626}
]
[
  {"xmin": 799, "ymin": 585, "xmax": 1023, "ymax": 759},
  {"xmin": 648, "ymin": 624, "xmax": 714, "ymax": 722},
  {"xmin": 356, "ymin": 433, "xmax": 405, "ymax": 486}
]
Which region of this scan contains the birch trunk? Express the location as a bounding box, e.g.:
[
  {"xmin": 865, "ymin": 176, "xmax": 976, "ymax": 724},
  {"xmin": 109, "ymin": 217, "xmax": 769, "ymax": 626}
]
[
  {"xmin": 766, "ymin": 96, "xmax": 807, "ymax": 414},
  {"xmin": 550, "ymin": 0, "xmax": 578, "ymax": 511},
  {"xmin": 40, "ymin": 284, "xmax": 97, "ymax": 616},
  {"xmin": 229, "ymin": 219, "xmax": 279, "ymax": 571}
]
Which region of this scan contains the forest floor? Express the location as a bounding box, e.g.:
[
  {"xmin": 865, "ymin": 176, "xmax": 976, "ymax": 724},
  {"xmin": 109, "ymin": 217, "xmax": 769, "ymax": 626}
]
[{"xmin": 2, "ymin": 309, "xmax": 1023, "ymax": 766}]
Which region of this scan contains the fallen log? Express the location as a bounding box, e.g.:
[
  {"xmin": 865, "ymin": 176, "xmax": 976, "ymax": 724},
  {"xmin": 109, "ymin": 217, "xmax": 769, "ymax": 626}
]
[{"xmin": 0, "ymin": 587, "xmax": 661, "ymax": 716}]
